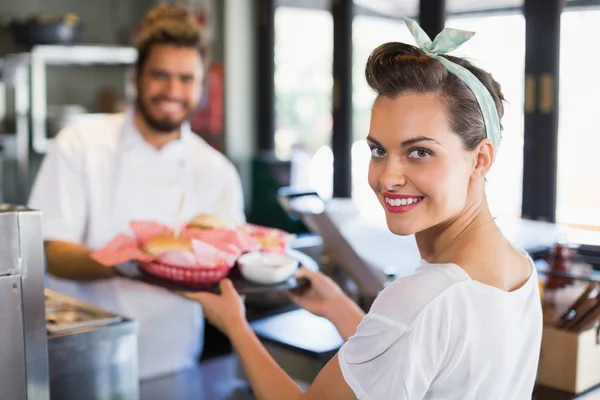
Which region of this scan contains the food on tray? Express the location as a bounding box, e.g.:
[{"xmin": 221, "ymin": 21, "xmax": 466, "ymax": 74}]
[
  {"xmin": 237, "ymin": 251, "xmax": 299, "ymax": 285},
  {"xmin": 185, "ymin": 229, "xmax": 259, "ymax": 255},
  {"xmin": 143, "ymin": 233, "xmax": 193, "ymax": 256},
  {"xmin": 187, "ymin": 214, "xmax": 235, "ymax": 231},
  {"xmin": 90, "ymin": 219, "xmax": 301, "ymax": 287},
  {"xmin": 142, "ymin": 233, "xmax": 198, "ymax": 267},
  {"xmin": 237, "ymin": 224, "xmax": 294, "ymax": 253}
]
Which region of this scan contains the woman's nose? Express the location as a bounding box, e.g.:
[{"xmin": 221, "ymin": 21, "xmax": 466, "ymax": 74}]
[{"xmin": 379, "ymin": 159, "xmax": 407, "ymax": 191}]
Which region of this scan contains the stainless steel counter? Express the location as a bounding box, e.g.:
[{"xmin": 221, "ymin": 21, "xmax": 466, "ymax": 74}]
[
  {"xmin": 46, "ymin": 290, "xmax": 139, "ymax": 400},
  {"xmin": 140, "ymin": 355, "xmax": 252, "ymax": 400},
  {"xmin": 48, "ymin": 320, "xmax": 138, "ymax": 400}
]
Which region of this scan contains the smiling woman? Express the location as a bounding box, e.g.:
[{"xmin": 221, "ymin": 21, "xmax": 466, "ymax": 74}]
[
  {"xmin": 363, "ymin": 37, "xmax": 503, "ymax": 240},
  {"xmin": 184, "ymin": 19, "xmax": 542, "ymax": 400}
]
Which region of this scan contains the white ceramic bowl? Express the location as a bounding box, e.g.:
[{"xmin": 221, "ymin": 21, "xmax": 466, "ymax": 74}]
[{"xmin": 237, "ymin": 252, "xmax": 299, "ymax": 285}]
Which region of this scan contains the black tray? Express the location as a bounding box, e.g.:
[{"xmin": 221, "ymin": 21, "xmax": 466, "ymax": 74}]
[{"xmin": 114, "ymin": 249, "xmax": 317, "ymax": 294}]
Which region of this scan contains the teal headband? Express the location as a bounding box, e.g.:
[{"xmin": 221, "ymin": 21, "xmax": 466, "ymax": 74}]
[{"xmin": 403, "ymin": 17, "xmax": 501, "ymax": 149}]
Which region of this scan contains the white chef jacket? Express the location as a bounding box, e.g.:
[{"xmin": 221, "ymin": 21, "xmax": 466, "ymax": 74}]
[{"xmin": 28, "ymin": 108, "xmax": 245, "ymax": 380}]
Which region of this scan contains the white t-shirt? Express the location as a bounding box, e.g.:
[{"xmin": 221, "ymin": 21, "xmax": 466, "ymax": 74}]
[
  {"xmin": 338, "ymin": 255, "xmax": 542, "ymax": 400},
  {"xmin": 28, "ymin": 109, "xmax": 245, "ymax": 380}
]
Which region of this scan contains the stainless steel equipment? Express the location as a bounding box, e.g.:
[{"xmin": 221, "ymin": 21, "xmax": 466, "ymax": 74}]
[
  {"xmin": 1, "ymin": 45, "xmax": 136, "ymax": 203},
  {"xmin": 45, "ymin": 290, "xmax": 122, "ymax": 334},
  {"xmin": 1, "ymin": 55, "xmax": 30, "ymax": 202},
  {"xmin": 0, "ymin": 204, "xmax": 50, "ymax": 400},
  {"xmin": 45, "ymin": 290, "xmax": 139, "ymax": 400}
]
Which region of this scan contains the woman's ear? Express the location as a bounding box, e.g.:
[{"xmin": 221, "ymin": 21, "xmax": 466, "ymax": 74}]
[{"xmin": 471, "ymin": 139, "xmax": 495, "ymax": 181}]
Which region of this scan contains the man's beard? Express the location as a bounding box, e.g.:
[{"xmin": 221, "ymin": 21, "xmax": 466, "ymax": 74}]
[{"xmin": 135, "ymin": 95, "xmax": 194, "ymax": 134}]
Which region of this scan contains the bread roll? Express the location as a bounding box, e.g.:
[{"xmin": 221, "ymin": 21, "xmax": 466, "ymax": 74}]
[
  {"xmin": 144, "ymin": 233, "xmax": 193, "ymax": 256},
  {"xmin": 188, "ymin": 214, "xmax": 235, "ymax": 230}
]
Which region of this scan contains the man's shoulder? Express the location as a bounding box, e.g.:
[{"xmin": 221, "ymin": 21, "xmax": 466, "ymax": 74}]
[{"xmin": 53, "ymin": 113, "xmax": 125, "ymax": 151}]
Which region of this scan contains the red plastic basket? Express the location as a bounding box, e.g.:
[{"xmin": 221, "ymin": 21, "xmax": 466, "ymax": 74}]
[{"xmin": 139, "ymin": 261, "xmax": 233, "ymax": 285}]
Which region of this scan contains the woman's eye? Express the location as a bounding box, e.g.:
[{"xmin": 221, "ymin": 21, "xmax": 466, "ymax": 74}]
[
  {"xmin": 370, "ymin": 147, "xmax": 386, "ymax": 158},
  {"xmin": 408, "ymin": 148, "xmax": 432, "ymax": 159}
]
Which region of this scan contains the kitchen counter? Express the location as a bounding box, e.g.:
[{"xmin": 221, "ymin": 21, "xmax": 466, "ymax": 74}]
[
  {"xmin": 139, "ymin": 352, "xmax": 600, "ymax": 400},
  {"xmin": 45, "ymin": 290, "xmax": 138, "ymax": 400},
  {"xmin": 140, "ymin": 355, "xmax": 253, "ymax": 400}
]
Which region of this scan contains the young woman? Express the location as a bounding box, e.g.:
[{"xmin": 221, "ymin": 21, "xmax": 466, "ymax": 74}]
[{"xmin": 185, "ymin": 19, "xmax": 542, "ymax": 400}]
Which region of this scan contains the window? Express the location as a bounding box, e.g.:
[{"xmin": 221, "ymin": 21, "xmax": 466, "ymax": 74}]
[
  {"xmin": 274, "ymin": 7, "xmax": 334, "ymax": 199},
  {"xmin": 557, "ymin": 10, "xmax": 600, "ymax": 230}
]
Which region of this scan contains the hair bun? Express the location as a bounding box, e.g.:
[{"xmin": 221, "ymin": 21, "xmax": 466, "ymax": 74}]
[
  {"xmin": 140, "ymin": 2, "xmax": 199, "ymax": 32},
  {"xmin": 366, "ymin": 42, "xmax": 445, "ymax": 95},
  {"xmin": 363, "ymin": 39, "xmax": 505, "ymax": 151},
  {"xmin": 371, "ymin": 42, "xmax": 429, "ymax": 64}
]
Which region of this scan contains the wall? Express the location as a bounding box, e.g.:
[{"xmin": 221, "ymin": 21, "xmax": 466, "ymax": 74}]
[
  {"xmin": 0, "ymin": 0, "xmax": 145, "ymax": 47},
  {"xmin": 224, "ymin": 0, "xmax": 256, "ymax": 211}
]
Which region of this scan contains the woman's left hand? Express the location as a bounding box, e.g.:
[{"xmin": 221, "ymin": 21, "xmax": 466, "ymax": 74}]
[{"xmin": 182, "ymin": 279, "xmax": 248, "ymax": 336}]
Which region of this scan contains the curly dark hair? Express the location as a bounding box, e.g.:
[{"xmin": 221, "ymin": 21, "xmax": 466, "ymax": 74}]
[
  {"xmin": 135, "ymin": 2, "xmax": 209, "ymax": 72},
  {"xmin": 365, "ymin": 42, "xmax": 505, "ymax": 150}
]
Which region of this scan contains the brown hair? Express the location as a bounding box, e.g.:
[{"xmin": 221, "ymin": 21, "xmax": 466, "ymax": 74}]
[
  {"xmin": 365, "ymin": 42, "xmax": 505, "ymax": 150},
  {"xmin": 135, "ymin": 2, "xmax": 209, "ymax": 72}
]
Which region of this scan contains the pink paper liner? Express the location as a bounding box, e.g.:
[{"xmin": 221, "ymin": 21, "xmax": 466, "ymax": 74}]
[
  {"xmin": 184, "ymin": 228, "xmax": 261, "ymax": 255},
  {"xmin": 90, "ymin": 234, "xmax": 154, "ymax": 266},
  {"xmin": 90, "ymin": 220, "xmax": 294, "ymax": 285},
  {"xmin": 130, "ymin": 220, "xmax": 173, "ymax": 245},
  {"xmin": 90, "ymin": 221, "xmax": 237, "ymax": 268},
  {"xmin": 237, "ymin": 224, "xmax": 294, "ymax": 253}
]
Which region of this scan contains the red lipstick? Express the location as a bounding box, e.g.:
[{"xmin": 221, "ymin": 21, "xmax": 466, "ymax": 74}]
[{"xmin": 382, "ymin": 192, "xmax": 424, "ymax": 214}]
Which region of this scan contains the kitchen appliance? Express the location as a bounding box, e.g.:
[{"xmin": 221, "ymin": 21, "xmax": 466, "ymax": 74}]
[
  {"xmin": 45, "ymin": 289, "xmax": 139, "ymax": 400},
  {"xmin": 45, "ymin": 289, "xmax": 122, "ymax": 334},
  {"xmin": 0, "ymin": 204, "xmax": 50, "ymax": 400},
  {"xmin": 1, "ymin": 45, "xmax": 136, "ymax": 203}
]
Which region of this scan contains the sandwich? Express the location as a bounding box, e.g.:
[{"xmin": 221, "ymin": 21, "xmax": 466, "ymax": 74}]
[
  {"xmin": 143, "ymin": 233, "xmax": 194, "ymax": 256},
  {"xmin": 187, "ymin": 214, "xmax": 235, "ymax": 231},
  {"xmin": 142, "ymin": 233, "xmax": 199, "ymax": 267}
]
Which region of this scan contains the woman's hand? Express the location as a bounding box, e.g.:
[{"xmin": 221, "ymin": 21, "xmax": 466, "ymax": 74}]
[
  {"xmin": 288, "ymin": 267, "xmax": 365, "ymax": 341},
  {"xmin": 287, "ymin": 268, "xmax": 353, "ymax": 318},
  {"xmin": 182, "ymin": 279, "xmax": 248, "ymax": 336}
]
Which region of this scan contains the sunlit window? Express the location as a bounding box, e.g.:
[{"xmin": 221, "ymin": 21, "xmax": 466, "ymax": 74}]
[
  {"xmin": 274, "ymin": 7, "xmax": 333, "ymax": 199},
  {"xmin": 557, "ymin": 10, "xmax": 600, "ymax": 231}
]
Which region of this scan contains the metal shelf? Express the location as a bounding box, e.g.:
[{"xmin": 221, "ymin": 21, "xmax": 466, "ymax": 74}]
[
  {"xmin": 1, "ymin": 45, "xmax": 136, "ymax": 203},
  {"xmin": 29, "ymin": 44, "xmax": 137, "ymax": 66}
]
